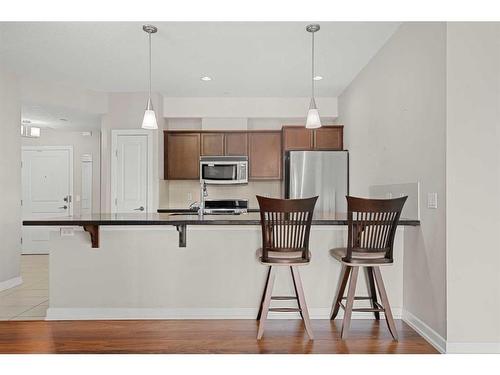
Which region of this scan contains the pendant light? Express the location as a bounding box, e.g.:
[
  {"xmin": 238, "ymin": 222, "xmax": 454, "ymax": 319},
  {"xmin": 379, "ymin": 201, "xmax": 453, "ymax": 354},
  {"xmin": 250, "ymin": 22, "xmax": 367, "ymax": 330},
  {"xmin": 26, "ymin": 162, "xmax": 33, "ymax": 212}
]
[
  {"xmin": 141, "ymin": 24, "xmax": 158, "ymax": 130},
  {"xmin": 305, "ymin": 24, "xmax": 321, "ymax": 129}
]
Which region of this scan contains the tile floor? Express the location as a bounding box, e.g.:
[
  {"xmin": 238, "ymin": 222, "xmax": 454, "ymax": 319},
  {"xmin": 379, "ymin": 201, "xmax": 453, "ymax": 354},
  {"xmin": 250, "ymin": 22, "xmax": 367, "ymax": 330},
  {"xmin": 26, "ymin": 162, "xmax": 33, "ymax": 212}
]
[{"xmin": 0, "ymin": 255, "xmax": 48, "ymax": 320}]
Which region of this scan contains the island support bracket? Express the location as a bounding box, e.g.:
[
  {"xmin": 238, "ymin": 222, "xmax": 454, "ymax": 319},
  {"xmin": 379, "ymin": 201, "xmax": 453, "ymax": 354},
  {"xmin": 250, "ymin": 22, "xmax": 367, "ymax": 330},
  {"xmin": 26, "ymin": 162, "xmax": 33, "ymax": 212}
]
[
  {"xmin": 83, "ymin": 225, "xmax": 100, "ymax": 248},
  {"xmin": 176, "ymin": 224, "xmax": 187, "ymax": 247}
]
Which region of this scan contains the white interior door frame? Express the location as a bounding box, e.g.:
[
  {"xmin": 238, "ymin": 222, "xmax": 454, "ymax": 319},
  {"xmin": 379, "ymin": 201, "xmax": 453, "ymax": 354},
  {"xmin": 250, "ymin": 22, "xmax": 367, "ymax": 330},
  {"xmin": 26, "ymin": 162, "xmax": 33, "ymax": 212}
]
[
  {"xmin": 21, "ymin": 145, "xmax": 74, "ymax": 217},
  {"xmin": 111, "ymin": 130, "xmax": 153, "ymax": 214}
]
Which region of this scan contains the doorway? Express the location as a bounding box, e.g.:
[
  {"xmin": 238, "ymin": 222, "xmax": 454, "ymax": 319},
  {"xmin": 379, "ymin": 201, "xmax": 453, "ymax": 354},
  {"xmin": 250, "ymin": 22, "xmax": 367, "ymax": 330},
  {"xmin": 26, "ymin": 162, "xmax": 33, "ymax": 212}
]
[
  {"xmin": 111, "ymin": 130, "xmax": 153, "ymax": 213},
  {"xmin": 21, "ymin": 146, "xmax": 73, "ymax": 254}
]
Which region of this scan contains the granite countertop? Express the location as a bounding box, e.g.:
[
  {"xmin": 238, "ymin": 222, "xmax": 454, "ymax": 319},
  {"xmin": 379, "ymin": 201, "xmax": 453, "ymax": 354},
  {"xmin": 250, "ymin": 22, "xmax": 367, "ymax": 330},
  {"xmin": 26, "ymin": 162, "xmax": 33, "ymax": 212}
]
[
  {"xmin": 157, "ymin": 208, "xmax": 260, "ymax": 213},
  {"xmin": 23, "ymin": 212, "xmax": 420, "ymax": 226}
]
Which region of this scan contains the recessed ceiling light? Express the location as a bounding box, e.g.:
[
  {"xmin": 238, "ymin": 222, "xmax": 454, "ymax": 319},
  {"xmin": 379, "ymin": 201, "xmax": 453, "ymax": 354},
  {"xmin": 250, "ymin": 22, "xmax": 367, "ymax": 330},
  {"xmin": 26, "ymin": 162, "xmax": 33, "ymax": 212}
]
[
  {"xmin": 200, "ymin": 76, "xmax": 212, "ymax": 81},
  {"xmin": 313, "ymin": 76, "xmax": 323, "ymax": 81}
]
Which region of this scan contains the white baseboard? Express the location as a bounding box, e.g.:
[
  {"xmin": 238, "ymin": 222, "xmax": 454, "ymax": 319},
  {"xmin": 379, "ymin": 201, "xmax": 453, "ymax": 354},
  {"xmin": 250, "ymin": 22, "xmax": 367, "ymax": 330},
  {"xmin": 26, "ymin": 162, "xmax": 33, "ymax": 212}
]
[
  {"xmin": 0, "ymin": 276, "xmax": 23, "ymax": 292},
  {"xmin": 46, "ymin": 307, "xmax": 402, "ymax": 321},
  {"xmin": 446, "ymin": 342, "xmax": 500, "ymax": 354},
  {"xmin": 402, "ymin": 310, "xmax": 446, "ymax": 353}
]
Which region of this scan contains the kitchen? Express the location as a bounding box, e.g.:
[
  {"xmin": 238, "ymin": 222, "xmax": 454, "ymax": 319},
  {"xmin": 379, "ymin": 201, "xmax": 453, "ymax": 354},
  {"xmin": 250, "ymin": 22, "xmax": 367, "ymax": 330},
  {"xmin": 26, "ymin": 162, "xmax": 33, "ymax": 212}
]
[{"xmin": 0, "ymin": 15, "xmax": 499, "ymax": 361}]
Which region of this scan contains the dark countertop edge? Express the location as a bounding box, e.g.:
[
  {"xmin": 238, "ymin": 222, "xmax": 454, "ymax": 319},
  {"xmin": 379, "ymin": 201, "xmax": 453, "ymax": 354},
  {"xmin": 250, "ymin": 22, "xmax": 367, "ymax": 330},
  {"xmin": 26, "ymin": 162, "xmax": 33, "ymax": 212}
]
[
  {"xmin": 22, "ymin": 219, "xmax": 420, "ymax": 226},
  {"xmin": 157, "ymin": 208, "xmax": 260, "ymax": 213}
]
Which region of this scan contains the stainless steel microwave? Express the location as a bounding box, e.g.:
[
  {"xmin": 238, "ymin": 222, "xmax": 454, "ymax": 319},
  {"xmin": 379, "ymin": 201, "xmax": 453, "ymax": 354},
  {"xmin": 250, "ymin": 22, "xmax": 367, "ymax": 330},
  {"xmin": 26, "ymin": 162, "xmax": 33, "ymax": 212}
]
[{"xmin": 200, "ymin": 156, "xmax": 248, "ymax": 184}]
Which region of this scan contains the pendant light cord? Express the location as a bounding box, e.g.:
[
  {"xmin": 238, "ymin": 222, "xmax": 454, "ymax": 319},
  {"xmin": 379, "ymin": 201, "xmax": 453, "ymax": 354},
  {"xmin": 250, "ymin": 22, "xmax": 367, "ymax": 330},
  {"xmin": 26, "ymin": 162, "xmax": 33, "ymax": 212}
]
[
  {"xmin": 311, "ymin": 31, "xmax": 315, "ymax": 99},
  {"xmin": 148, "ymin": 32, "xmax": 152, "ymax": 100}
]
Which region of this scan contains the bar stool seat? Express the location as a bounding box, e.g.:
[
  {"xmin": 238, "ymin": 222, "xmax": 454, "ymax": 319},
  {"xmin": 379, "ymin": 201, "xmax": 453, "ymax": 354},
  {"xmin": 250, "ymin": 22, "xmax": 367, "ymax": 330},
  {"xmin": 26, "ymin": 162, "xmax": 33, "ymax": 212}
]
[
  {"xmin": 256, "ymin": 248, "xmax": 311, "ymax": 265},
  {"xmin": 330, "ymin": 248, "xmax": 391, "ymax": 266}
]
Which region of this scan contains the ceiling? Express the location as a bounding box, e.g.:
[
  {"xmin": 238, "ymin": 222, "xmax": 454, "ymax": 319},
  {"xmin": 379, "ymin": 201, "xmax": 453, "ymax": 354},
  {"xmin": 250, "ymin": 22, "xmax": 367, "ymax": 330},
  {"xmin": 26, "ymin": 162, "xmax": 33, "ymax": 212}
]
[
  {"xmin": 0, "ymin": 22, "xmax": 400, "ymax": 97},
  {"xmin": 21, "ymin": 104, "xmax": 102, "ymax": 131}
]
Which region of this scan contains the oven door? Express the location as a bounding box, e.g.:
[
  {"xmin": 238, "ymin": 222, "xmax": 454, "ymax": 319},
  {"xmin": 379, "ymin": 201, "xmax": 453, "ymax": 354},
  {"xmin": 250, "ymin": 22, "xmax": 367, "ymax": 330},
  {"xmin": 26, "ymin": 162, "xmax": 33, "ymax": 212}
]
[{"xmin": 201, "ymin": 163, "xmax": 238, "ymax": 183}]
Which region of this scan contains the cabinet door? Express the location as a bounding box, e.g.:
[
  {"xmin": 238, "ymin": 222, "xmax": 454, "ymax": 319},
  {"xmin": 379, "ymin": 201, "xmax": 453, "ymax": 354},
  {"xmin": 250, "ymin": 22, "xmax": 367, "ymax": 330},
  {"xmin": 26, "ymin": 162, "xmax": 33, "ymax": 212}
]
[
  {"xmin": 282, "ymin": 126, "xmax": 313, "ymax": 151},
  {"xmin": 248, "ymin": 132, "xmax": 282, "ymax": 180},
  {"xmin": 314, "ymin": 127, "xmax": 343, "ymax": 150},
  {"xmin": 201, "ymin": 133, "xmax": 225, "ymax": 156},
  {"xmin": 165, "ymin": 132, "xmax": 200, "ymax": 179},
  {"xmin": 225, "ymin": 132, "xmax": 248, "ymax": 156}
]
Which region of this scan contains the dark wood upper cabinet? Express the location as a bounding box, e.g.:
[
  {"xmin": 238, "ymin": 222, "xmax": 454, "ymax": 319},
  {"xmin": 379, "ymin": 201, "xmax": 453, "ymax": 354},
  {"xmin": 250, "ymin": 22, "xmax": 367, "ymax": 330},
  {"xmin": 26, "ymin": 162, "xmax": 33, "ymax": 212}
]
[
  {"xmin": 314, "ymin": 126, "xmax": 343, "ymax": 150},
  {"xmin": 282, "ymin": 126, "xmax": 313, "ymax": 151},
  {"xmin": 224, "ymin": 132, "xmax": 248, "ymax": 156},
  {"xmin": 201, "ymin": 133, "xmax": 225, "ymax": 156},
  {"xmin": 248, "ymin": 132, "xmax": 282, "ymax": 180},
  {"xmin": 165, "ymin": 132, "xmax": 200, "ymax": 180},
  {"xmin": 164, "ymin": 126, "xmax": 339, "ymax": 180}
]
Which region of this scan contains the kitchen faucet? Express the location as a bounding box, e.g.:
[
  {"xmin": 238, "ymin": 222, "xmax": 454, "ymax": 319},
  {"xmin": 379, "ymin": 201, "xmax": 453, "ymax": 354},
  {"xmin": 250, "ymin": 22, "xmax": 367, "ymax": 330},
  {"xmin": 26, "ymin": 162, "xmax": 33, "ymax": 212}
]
[{"xmin": 199, "ymin": 180, "xmax": 208, "ymax": 216}]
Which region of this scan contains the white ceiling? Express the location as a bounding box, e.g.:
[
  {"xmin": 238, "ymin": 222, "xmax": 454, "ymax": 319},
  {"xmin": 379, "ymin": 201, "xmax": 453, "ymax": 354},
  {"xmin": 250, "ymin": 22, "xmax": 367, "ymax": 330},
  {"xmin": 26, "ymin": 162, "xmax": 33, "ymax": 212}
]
[
  {"xmin": 21, "ymin": 104, "xmax": 102, "ymax": 131},
  {"xmin": 0, "ymin": 22, "xmax": 400, "ymax": 97}
]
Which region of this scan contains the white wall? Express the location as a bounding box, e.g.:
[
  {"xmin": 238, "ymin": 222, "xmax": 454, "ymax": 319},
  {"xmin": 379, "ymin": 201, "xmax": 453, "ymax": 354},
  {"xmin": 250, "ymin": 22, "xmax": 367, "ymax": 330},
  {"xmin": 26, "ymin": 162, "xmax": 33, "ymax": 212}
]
[
  {"xmin": 338, "ymin": 23, "xmax": 447, "ymax": 339},
  {"xmin": 446, "ymin": 23, "xmax": 500, "ymax": 352},
  {"xmin": 0, "ymin": 64, "xmax": 22, "ymax": 290},
  {"xmin": 21, "ymin": 129, "xmax": 101, "ymax": 215},
  {"xmin": 163, "ymin": 97, "xmax": 338, "ymax": 118}
]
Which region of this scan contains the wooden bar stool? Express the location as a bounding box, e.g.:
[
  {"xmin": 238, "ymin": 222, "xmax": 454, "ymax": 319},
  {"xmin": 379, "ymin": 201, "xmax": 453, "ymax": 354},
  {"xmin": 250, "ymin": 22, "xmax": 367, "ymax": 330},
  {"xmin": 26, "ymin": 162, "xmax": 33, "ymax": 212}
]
[
  {"xmin": 256, "ymin": 195, "xmax": 318, "ymax": 340},
  {"xmin": 330, "ymin": 196, "xmax": 407, "ymax": 340}
]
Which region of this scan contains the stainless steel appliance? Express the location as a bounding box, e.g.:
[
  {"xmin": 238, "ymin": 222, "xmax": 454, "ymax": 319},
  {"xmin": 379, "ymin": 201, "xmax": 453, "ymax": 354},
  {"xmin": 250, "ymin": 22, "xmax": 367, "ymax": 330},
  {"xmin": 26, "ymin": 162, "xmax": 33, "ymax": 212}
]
[
  {"xmin": 200, "ymin": 156, "xmax": 248, "ymax": 184},
  {"xmin": 202, "ymin": 199, "xmax": 248, "ymax": 214},
  {"xmin": 284, "ymin": 150, "xmax": 349, "ymax": 214}
]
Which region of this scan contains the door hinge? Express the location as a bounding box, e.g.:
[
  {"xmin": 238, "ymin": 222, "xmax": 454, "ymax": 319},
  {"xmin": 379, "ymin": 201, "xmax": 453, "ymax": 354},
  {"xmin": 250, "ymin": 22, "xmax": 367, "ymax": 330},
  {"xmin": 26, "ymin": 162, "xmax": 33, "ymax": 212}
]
[
  {"xmin": 20, "ymin": 237, "xmax": 23, "ymax": 244},
  {"xmin": 114, "ymin": 198, "xmax": 118, "ymax": 206},
  {"xmin": 115, "ymin": 149, "xmax": 118, "ymax": 157},
  {"xmin": 20, "ymin": 199, "xmax": 23, "ymax": 206}
]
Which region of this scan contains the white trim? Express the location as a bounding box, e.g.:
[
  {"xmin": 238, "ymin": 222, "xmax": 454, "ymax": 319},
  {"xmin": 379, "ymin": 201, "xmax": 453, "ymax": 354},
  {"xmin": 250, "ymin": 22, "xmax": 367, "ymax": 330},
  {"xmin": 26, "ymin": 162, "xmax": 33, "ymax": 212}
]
[
  {"xmin": 402, "ymin": 310, "xmax": 446, "ymax": 353},
  {"xmin": 45, "ymin": 307, "xmax": 401, "ymax": 321},
  {"xmin": 0, "ymin": 276, "xmax": 23, "ymax": 292},
  {"xmin": 22, "ymin": 145, "xmax": 74, "ymax": 216},
  {"xmin": 446, "ymin": 342, "xmax": 500, "ymax": 354},
  {"xmin": 111, "ymin": 130, "xmax": 153, "ymax": 214}
]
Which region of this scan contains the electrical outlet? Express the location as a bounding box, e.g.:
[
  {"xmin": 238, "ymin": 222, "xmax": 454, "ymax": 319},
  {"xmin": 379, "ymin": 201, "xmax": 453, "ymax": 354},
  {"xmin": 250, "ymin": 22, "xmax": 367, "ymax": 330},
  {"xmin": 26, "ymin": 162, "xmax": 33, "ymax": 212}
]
[
  {"xmin": 60, "ymin": 227, "xmax": 74, "ymax": 237},
  {"xmin": 427, "ymin": 193, "xmax": 438, "ymax": 209}
]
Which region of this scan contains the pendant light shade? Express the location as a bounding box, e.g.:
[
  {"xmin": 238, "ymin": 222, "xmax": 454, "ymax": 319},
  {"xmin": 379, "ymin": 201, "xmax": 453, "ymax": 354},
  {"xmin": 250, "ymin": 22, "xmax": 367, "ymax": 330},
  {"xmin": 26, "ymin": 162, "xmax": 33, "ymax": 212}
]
[
  {"xmin": 306, "ymin": 98, "xmax": 321, "ymax": 129},
  {"xmin": 141, "ymin": 25, "xmax": 158, "ymax": 130},
  {"xmin": 305, "ymin": 24, "xmax": 321, "ymax": 129}
]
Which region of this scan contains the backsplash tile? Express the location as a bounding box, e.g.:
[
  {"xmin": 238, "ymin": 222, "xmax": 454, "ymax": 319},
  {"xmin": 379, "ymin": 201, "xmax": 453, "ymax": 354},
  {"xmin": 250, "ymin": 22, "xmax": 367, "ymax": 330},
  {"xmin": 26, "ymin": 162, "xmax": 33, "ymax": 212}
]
[{"xmin": 159, "ymin": 180, "xmax": 282, "ymax": 209}]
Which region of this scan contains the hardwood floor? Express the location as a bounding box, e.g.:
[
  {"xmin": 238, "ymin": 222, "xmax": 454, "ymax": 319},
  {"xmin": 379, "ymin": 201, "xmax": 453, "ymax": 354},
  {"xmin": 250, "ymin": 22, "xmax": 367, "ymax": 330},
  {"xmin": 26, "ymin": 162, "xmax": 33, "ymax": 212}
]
[{"xmin": 0, "ymin": 319, "xmax": 438, "ymax": 354}]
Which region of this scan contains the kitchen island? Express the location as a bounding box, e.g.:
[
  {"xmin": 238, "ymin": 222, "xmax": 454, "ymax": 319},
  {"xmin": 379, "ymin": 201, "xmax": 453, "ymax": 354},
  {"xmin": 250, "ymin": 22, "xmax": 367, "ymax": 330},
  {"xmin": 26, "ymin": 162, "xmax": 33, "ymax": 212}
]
[{"xmin": 23, "ymin": 213, "xmax": 419, "ymax": 320}]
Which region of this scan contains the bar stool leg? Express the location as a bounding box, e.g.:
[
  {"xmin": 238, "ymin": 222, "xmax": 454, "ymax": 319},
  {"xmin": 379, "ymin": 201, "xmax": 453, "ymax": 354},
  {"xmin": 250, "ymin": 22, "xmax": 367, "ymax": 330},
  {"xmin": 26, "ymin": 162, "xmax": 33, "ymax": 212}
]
[
  {"xmin": 291, "ymin": 266, "xmax": 314, "ymax": 340},
  {"xmin": 257, "ymin": 266, "xmax": 272, "ymax": 320},
  {"xmin": 290, "ymin": 266, "xmax": 303, "ymax": 320},
  {"xmin": 372, "ymin": 267, "xmax": 398, "ymax": 341},
  {"xmin": 330, "ymin": 265, "xmax": 351, "ymax": 320},
  {"xmin": 364, "ymin": 267, "xmax": 380, "ymax": 320},
  {"xmin": 257, "ymin": 266, "xmax": 276, "ymax": 340},
  {"xmin": 341, "ymin": 266, "xmax": 359, "ymax": 339}
]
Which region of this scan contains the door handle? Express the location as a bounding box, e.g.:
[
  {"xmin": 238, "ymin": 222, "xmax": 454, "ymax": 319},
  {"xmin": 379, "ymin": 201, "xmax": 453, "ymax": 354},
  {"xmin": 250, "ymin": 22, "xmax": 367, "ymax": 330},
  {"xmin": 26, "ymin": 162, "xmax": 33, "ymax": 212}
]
[
  {"xmin": 59, "ymin": 205, "xmax": 68, "ymax": 209},
  {"xmin": 134, "ymin": 206, "xmax": 145, "ymax": 211}
]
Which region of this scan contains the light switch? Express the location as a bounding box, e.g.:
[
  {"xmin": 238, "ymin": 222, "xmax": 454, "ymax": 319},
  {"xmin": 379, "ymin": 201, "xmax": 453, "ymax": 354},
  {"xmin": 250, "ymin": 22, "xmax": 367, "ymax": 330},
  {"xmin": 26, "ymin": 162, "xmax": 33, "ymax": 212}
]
[
  {"xmin": 60, "ymin": 227, "xmax": 74, "ymax": 237},
  {"xmin": 427, "ymin": 193, "xmax": 438, "ymax": 209}
]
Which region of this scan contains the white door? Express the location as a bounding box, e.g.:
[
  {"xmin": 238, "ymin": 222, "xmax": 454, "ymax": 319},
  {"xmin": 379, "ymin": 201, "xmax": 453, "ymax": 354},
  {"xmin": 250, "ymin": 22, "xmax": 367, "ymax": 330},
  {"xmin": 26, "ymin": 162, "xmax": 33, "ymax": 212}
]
[
  {"xmin": 113, "ymin": 134, "xmax": 149, "ymax": 213},
  {"xmin": 21, "ymin": 147, "xmax": 73, "ymax": 254}
]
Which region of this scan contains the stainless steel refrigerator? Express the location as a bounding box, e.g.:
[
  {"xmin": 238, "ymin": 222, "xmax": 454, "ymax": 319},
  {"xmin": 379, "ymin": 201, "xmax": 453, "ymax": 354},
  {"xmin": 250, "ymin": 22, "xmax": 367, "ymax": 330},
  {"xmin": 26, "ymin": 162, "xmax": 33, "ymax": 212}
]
[{"xmin": 284, "ymin": 150, "xmax": 349, "ymax": 214}]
